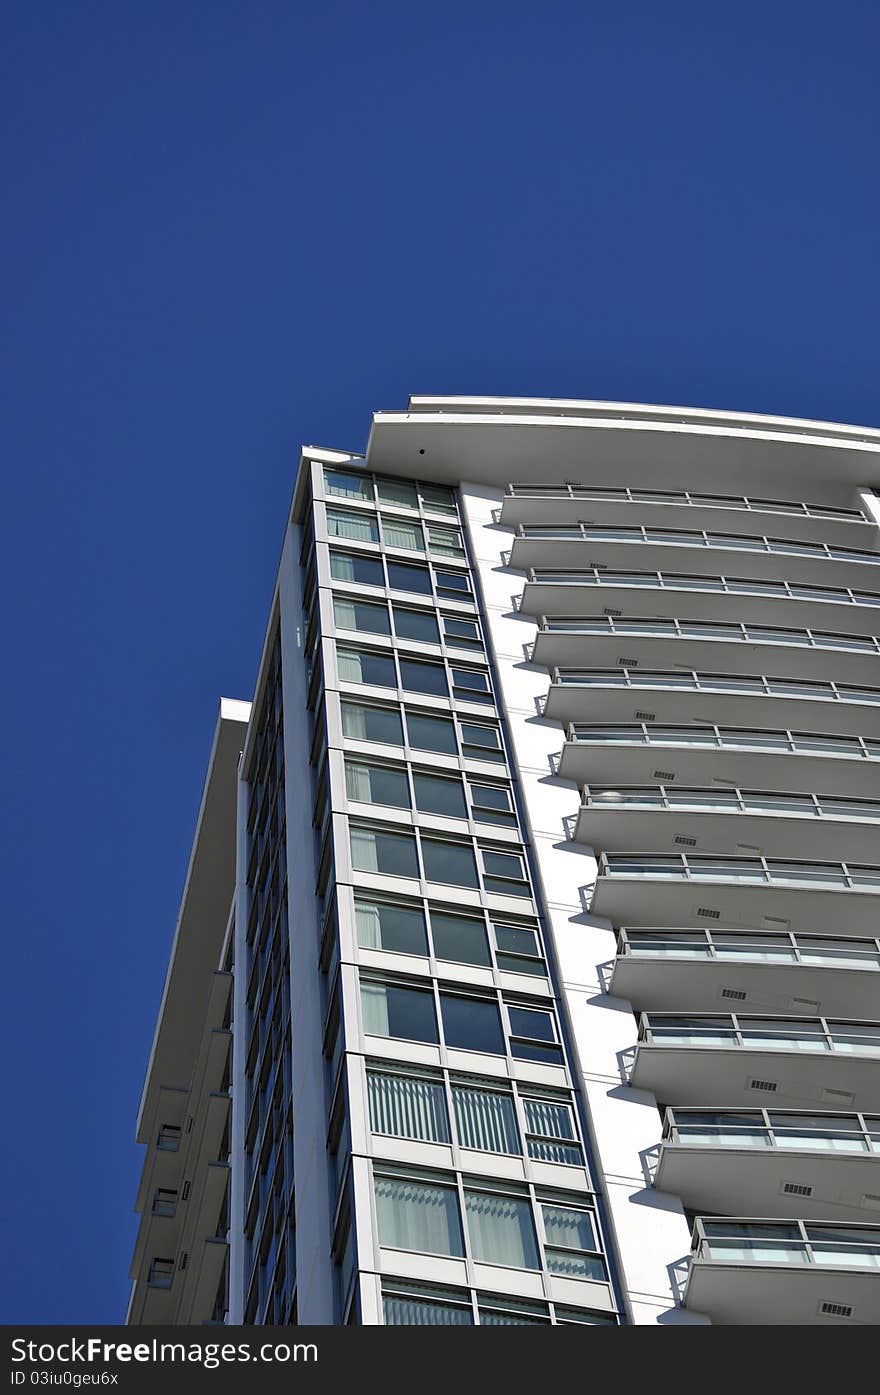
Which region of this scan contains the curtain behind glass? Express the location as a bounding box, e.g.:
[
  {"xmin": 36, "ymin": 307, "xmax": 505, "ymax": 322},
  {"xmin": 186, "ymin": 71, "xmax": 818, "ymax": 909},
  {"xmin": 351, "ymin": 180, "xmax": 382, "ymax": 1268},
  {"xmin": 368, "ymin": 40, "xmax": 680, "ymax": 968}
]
[
  {"xmin": 368, "ymin": 1073, "xmax": 450, "ymax": 1143},
  {"xmin": 360, "ymin": 982, "xmax": 390, "ymax": 1035},
  {"xmin": 383, "ymin": 1296, "xmax": 472, "ymax": 1325},
  {"xmin": 452, "ymin": 1087, "xmax": 520, "ymax": 1154},
  {"xmin": 375, "ymin": 1178, "xmax": 463, "ymax": 1256},
  {"xmin": 350, "ymin": 827, "xmax": 378, "ymax": 872},
  {"xmin": 383, "ymin": 520, "xmax": 423, "ymax": 551},
  {"xmin": 328, "ymin": 512, "xmax": 377, "ymax": 542},
  {"xmin": 464, "ymin": 1191, "xmax": 539, "ymax": 1269},
  {"xmin": 355, "ymin": 901, "xmax": 381, "ymax": 948}
]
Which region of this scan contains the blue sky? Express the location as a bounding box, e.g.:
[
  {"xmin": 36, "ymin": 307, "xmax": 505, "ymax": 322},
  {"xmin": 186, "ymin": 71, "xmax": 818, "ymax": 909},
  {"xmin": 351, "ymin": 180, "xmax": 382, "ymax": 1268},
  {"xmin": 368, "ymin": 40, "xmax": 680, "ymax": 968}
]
[{"xmin": 2, "ymin": 0, "xmax": 878, "ymax": 1323}]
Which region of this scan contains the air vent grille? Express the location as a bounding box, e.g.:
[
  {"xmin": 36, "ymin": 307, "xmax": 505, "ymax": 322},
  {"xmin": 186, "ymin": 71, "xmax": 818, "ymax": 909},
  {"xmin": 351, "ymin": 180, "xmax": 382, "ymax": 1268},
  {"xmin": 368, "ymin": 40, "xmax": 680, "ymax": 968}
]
[
  {"xmin": 617, "ymin": 657, "xmax": 639, "ymax": 666},
  {"xmin": 696, "ymin": 907, "xmax": 721, "ymax": 920},
  {"xmin": 721, "ymin": 988, "xmax": 747, "ymax": 1001},
  {"xmin": 820, "ymin": 1301, "xmax": 853, "ymax": 1319},
  {"xmin": 749, "ymin": 1078, "xmax": 778, "ymax": 1093},
  {"xmin": 653, "ymin": 769, "xmax": 675, "ymax": 780},
  {"xmin": 674, "ymin": 835, "xmax": 697, "ymax": 846},
  {"xmin": 782, "ymin": 1182, "xmax": 813, "ymax": 1197},
  {"xmin": 603, "ymin": 607, "xmax": 622, "ymax": 617},
  {"xmin": 634, "ymin": 710, "xmax": 655, "ymax": 720}
]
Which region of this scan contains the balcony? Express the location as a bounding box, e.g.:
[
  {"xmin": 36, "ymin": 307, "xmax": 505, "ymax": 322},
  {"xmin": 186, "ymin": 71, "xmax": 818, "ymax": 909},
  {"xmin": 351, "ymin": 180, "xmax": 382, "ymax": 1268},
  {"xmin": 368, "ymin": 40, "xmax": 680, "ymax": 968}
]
[
  {"xmin": 519, "ymin": 569, "xmax": 880, "ymax": 637},
  {"xmin": 629, "ymin": 1012, "xmax": 880, "ymax": 1112},
  {"xmin": 498, "ymin": 485, "xmax": 873, "ymax": 547},
  {"xmin": 655, "ymin": 1109, "xmax": 880, "ymax": 1222},
  {"xmin": 543, "ymin": 668, "xmax": 880, "ymax": 739},
  {"xmin": 558, "ymin": 724, "xmax": 880, "ymax": 799},
  {"xmin": 591, "ymin": 852, "xmax": 880, "ymax": 936},
  {"xmin": 680, "ymin": 1217, "xmax": 880, "ymax": 1324},
  {"xmin": 573, "ymin": 785, "xmax": 880, "ymax": 861},
  {"xmin": 531, "ymin": 617, "xmax": 880, "ymax": 685},
  {"xmin": 509, "ymin": 523, "xmax": 880, "ymax": 587},
  {"xmin": 610, "ymin": 928, "xmax": 880, "ymax": 1018}
]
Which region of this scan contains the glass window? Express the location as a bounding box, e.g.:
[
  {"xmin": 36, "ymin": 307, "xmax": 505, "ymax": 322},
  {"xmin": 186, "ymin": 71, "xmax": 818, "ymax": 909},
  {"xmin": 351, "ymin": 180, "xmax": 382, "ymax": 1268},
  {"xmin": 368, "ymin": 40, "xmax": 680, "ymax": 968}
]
[
  {"xmin": 382, "ymin": 517, "xmax": 424, "ymax": 552},
  {"xmin": 541, "ymin": 1203, "xmax": 605, "ymax": 1280},
  {"xmin": 508, "ymin": 1006, "xmax": 563, "ymax": 1063},
  {"xmin": 157, "ymin": 1125, "xmax": 181, "ymax": 1152},
  {"xmin": 374, "ymin": 1175, "xmax": 463, "ymax": 1256},
  {"xmin": 345, "ymin": 760, "xmax": 410, "ymax": 808},
  {"xmin": 350, "ymin": 824, "xmax": 419, "ymax": 878},
  {"xmin": 333, "ymin": 597, "xmax": 390, "ymax": 636},
  {"xmin": 387, "ymin": 561, "xmax": 432, "ymax": 595},
  {"xmin": 452, "ymin": 667, "xmax": 492, "ymax": 703},
  {"xmin": 422, "ymin": 837, "xmax": 479, "ymax": 887},
  {"xmin": 470, "ymin": 783, "xmax": 516, "ymax": 827},
  {"xmin": 494, "ymin": 923, "xmax": 545, "ymax": 975},
  {"xmin": 377, "ymin": 478, "xmax": 418, "ymax": 509},
  {"xmin": 461, "ymin": 721, "xmax": 505, "ymax": 762},
  {"xmin": 430, "ymin": 911, "xmax": 491, "ymax": 966},
  {"xmin": 329, "ymin": 550, "xmax": 383, "ymax": 587},
  {"xmin": 443, "ymin": 616, "xmax": 483, "ymax": 650},
  {"xmin": 399, "ymin": 657, "xmax": 448, "ymax": 697},
  {"xmin": 413, "ymin": 772, "xmax": 467, "ymax": 819},
  {"xmin": 148, "ymin": 1259, "xmax": 175, "ymax": 1289},
  {"xmin": 420, "ymin": 483, "xmax": 458, "ymax": 516},
  {"xmin": 393, "ymin": 606, "xmax": 440, "ymax": 645},
  {"xmin": 383, "ymin": 1288, "xmax": 473, "ymax": 1326},
  {"xmin": 427, "ymin": 526, "xmax": 464, "ymax": 557},
  {"xmin": 482, "ymin": 849, "xmax": 531, "ymax": 897},
  {"xmin": 452, "ymin": 1085, "xmax": 520, "ymax": 1154},
  {"xmin": 326, "ymin": 507, "xmax": 379, "ymax": 543},
  {"xmin": 324, "ymin": 469, "xmax": 373, "ymax": 501},
  {"xmin": 436, "ymin": 569, "xmax": 471, "ymax": 596},
  {"xmin": 341, "ymin": 700, "xmax": 403, "ymax": 745},
  {"xmin": 440, "ymin": 993, "xmax": 505, "ymax": 1054},
  {"xmin": 368, "ymin": 1071, "xmax": 450, "ymax": 1142},
  {"xmin": 361, "ymin": 980, "xmax": 438, "ymax": 1042},
  {"xmin": 464, "ymin": 1190, "xmax": 540, "ymax": 1270},
  {"xmin": 355, "ymin": 897, "xmax": 427, "ymax": 954},
  {"xmin": 337, "ymin": 647, "xmax": 397, "ymax": 689},
  {"xmin": 523, "ymin": 1097, "xmax": 581, "ymax": 1165},
  {"xmin": 152, "ymin": 1189, "xmax": 178, "ymax": 1218},
  {"xmin": 406, "ymin": 711, "xmax": 457, "ymax": 754}
]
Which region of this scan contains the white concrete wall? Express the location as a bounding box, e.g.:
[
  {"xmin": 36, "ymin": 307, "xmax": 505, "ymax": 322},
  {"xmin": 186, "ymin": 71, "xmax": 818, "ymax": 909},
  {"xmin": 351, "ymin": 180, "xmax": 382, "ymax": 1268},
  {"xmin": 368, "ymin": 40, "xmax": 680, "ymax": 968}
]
[{"xmin": 459, "ymin": 482, "xmax": 708, "ymax": 1325}]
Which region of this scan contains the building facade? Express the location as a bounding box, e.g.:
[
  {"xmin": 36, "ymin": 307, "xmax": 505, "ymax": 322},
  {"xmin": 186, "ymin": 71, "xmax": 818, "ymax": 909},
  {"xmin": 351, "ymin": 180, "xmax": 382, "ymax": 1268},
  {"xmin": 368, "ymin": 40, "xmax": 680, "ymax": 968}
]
[{"xmin": 129, "ymin": 398, "xmax": 880, "ymax": 1326}]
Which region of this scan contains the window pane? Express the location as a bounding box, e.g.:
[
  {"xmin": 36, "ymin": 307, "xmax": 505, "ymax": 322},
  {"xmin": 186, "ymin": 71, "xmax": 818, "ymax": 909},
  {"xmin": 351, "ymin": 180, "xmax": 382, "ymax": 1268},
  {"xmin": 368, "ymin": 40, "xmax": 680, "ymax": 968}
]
[
  {"xmin": 483, "ymin": 851, "xmax": 525, "ymax": 879},
  {"xmin": 377, "ymin": 478, "xmax": 418, "ymax": 509},
  {"xmin": 361, "ymin": 981, "xmax": 438, "ymax": 1042},
  {"xmin": 383, "ymin": 1294, "xmax": 472, "ymax": 1326},
  {"xmin": 437, "ymin": 570, "xmax": 470, "ymax": 594},
  {"xmin": 326, "ymin": 508, "xmax": 379, "ymax": 542},
  {"xmin": 495, "ymin": 925, "xmax": 540, "ymax": 957},
  {"xmin": 374, "ymin": 1177, "xmax": 463, "ymax": 1256},
  {"xmin": 406, "ymin": 712, "xmax": 457, "ymax": 754},
  {"xmin": 428, "ymin": 526, "xmax": 464, "ymax": 557},
  {"xmin": 508, "ymin": 1007, "xmax": 555, "ymax": 1042},
  {"xmin": 393, "ymin": 607, "xmax": 440, "ymax": 644},
  {"xmin": 329, "ymin": 551, "xmax": 383, "ymax": 586},
  {"xmin": 341, "ymin": 700, "xmax": 403, "ymax": 744},
  {"xmin": 440, "ymin": 994, "xmax": 505, "ymax": 1054},
  {"xmin": 399, "ymin": 658, "xmax": 448, "ymax": 696},
  {"xmin": 333, "ymin": 597, "xmax": 390, "ymax": 635},
  {"xmin": 452, "ymin": 1086, "xmax": 520, "ymax": 1153},
  {"xmin": 430, "ymin": 911, "xmax": 491, "ymax": 966},
  {"xmin": 337, "ymin": 648, "xmax": 397, "ymax": 689},
  {"xmin": 461, "ymin": 722, "xmax": 504, "ymax": 759},
  {"xmin": 422, "ymin": 838, "xmax": 479, "ymax": 887},
  {"xmin": 345, "ymin": 761, "xmax": 410, "ymax": 807},
  {"xmin": 523, "ymin": 1098, "xmax": 576, "ymax": 1141},
  {"xmin": 355, "ymin": 898, "xmax": 427, "ymax": 954},
  {"xmin": 368, "ymin": 1072, "xmax": 450, "ymax": 1142},
  {"xmin": 387, "ymin": 561, "xmax": 432, "ymax": 594},
  {"xmin": 413, "ymin": 773, "xmax": 467, "ymax": 819},
  {"xmin": 350, "ymin": 825, "xmax": 419, "ymax": 877},
  {"xmin": 420, "ymin": 484, "xmax": 458, "ymax": 515},
  {"xmin": 383, "ymin": 518, "xmax": 424, "ymax": 552},
  {"xmin": 542, "ymin": 1204, "xmax": 597, "ymax": 1252},
  {"xmin": 464, "ymin": 1191, "xmax": 540, "ymax": 1269},
  {"xmin": 324, "ymin": 469, "xmax": 373, "ymax": 501}
]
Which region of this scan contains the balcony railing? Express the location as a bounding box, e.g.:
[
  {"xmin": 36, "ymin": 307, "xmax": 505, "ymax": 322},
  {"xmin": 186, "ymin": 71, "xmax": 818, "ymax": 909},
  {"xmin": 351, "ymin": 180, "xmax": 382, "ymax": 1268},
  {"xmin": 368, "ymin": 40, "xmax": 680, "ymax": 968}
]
[
  {"xmin": 569, "ymin": 723, "xmax": 880, "ymax": 761},
  {"xmin": 637, "ymin": 1011, "xmax": 880, "ymax": 1056},
  {"xmin": 554, "ymin": 667, "xmax": 880, "ymax": 707},
  {"xmin": 662, "ymin": 1107, "xmax": 880, "ymax": 1154},
  {"xmin": 691, "ymin": 1217, "xmax": 880, "ymax": 1269},
  {"xmin": 505, "ymin": 484, "xmax": 868, "ymax": 523},
  {"xmin": 598, "ymin": 851, "xmax": 880, "ymax": 892},
  {"xmin": 583, "ymin": 784, "xmax": 880, "ymax": 824},
  {"xmin": 616, "ymin": 927, "xmax": 880, "ymax": 971},
  {"xmin": 517, "ymin": 523, "xmax": 880, "ymax": 568},
  {"xmin": 539, "ymin": 615, "xmax": 880, "ymax": 657},
  {"xmin": 528, "ymin": 567, "xmax": 880, "ymax": 610}
]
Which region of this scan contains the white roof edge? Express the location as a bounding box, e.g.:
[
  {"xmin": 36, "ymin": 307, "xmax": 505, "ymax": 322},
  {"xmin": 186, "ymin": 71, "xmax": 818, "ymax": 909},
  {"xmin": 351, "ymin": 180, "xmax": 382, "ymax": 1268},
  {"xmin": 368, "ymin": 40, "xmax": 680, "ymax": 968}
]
[
  {"xmin": 402, "ymin": 395, "xmax": 880, "ymax": 441},
  {"xmin": 219, "ymin": 696, "xmax": 252, "ymax": 724}
]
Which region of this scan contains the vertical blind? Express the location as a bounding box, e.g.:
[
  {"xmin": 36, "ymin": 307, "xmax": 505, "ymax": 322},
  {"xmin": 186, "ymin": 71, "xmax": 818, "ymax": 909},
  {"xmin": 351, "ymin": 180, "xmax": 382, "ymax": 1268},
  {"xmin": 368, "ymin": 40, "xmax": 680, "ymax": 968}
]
[
  {"xmin": 452, "ymin": 1087, "xmax": 520, "ymax": 1154},
  {"xmin": 368, "ymin": 1072, "xmax": 450, "ymax": 1143},
  {"xmin": 374, "ymin": 1177, "xmax": 463, "ymax": 1256}
]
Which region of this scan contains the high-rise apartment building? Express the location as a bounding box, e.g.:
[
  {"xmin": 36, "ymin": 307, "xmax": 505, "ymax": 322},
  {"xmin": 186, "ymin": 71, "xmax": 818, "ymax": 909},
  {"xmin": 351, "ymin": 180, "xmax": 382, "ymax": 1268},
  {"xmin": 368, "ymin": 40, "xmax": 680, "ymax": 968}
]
[{"xmin": 128, "ymin": 398, "xmax": 880, "ymax": 1327}]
